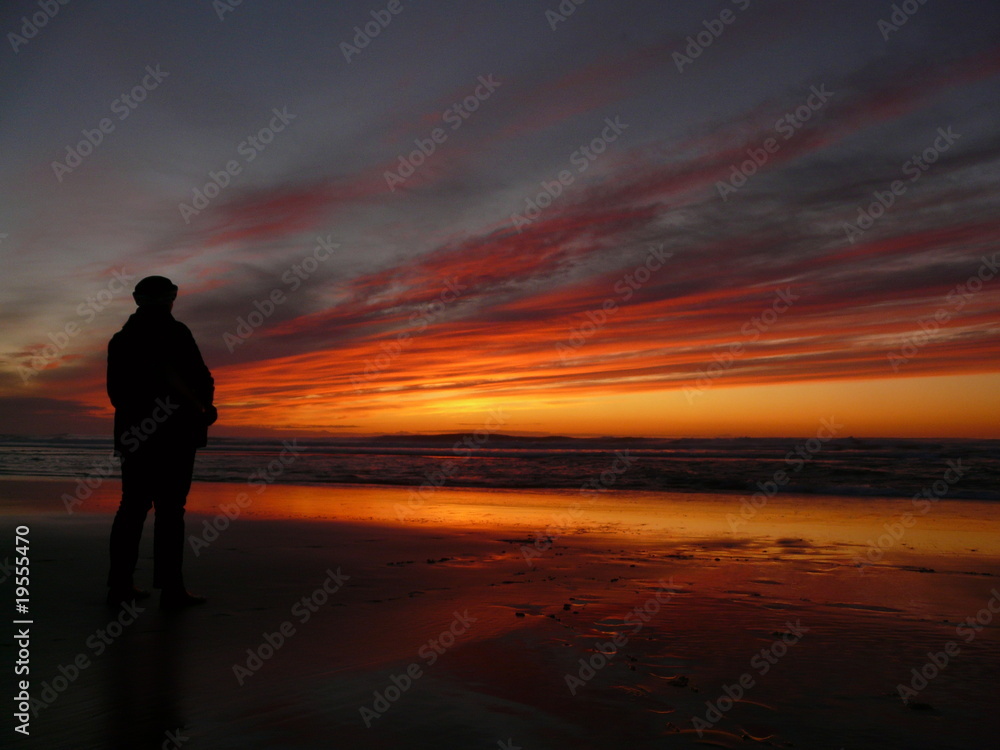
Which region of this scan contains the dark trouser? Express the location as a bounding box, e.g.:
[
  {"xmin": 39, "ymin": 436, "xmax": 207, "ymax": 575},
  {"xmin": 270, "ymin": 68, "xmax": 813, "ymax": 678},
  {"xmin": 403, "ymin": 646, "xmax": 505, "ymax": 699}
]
[{"xmin": 108, "ymin": 443, "xmax": 197, "ymax": 591}]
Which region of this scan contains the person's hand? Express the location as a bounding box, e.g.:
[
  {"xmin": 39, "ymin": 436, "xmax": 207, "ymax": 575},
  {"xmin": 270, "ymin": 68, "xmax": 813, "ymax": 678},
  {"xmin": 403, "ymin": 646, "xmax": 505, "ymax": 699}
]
[{"xmin": 204, "ymin": 405, "xmax": 218, "ymax": 426}]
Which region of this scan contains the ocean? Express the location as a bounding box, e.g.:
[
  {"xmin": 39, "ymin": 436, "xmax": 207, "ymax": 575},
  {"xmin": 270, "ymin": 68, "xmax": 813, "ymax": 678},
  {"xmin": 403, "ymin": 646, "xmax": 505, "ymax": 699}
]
[{"xmin": 1, "ymin": 434, "xmax": 997, "ymax": 502}]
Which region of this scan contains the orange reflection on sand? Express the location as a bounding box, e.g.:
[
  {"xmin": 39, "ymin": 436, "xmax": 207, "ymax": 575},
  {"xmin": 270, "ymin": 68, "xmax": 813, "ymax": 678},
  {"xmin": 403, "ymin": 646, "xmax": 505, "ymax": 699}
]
[{"xmin": 175, "ymin": 482, "xmax": 1000, "ymax": 564}]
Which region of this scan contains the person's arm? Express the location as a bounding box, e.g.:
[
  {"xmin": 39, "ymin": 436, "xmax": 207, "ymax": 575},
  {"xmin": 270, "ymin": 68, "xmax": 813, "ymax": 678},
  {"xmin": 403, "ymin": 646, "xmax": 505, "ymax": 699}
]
[
  {"xmin": 166, "ymin": 324, "xmax": 216, "ymax": 423},
  {"xmin": 106, "ymin": 334, "xmax": 136, "ymax": 409},
  {"xmin": 164, "ymin": 369, "xmax": 207, "ymax": 410},
  {"xmin": 106, "ymin": 338, "xmax": 121, "ymax": 407}
]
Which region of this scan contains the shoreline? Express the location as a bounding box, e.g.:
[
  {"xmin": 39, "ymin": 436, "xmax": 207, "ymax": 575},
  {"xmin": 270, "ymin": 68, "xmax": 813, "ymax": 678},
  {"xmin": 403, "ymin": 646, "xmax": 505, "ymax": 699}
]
[
  {"xmin": 3, "ymin": 477, "xmax": 999, "ymax": 749},
  {"xmin": 3, "ymin": 470, "xmax": 999, "ymax": 509},
  {"xmin": 3, "ymin": 434, "xmax": 997, "ymax": 505}
]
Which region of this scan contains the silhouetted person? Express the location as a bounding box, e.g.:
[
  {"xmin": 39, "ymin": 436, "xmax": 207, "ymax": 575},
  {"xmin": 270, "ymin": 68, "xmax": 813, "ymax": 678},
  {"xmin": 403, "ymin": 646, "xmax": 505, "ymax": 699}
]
[{"xmin": 106, "ymin": 276, "xmax": 217, "ymax": 608}]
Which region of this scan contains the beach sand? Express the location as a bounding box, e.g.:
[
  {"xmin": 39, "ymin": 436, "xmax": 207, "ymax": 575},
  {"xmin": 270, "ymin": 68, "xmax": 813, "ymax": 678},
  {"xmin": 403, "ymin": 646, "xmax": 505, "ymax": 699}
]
[{"xmin": 3, "ymin": 476, "xmax": 999, "ymax": 749}]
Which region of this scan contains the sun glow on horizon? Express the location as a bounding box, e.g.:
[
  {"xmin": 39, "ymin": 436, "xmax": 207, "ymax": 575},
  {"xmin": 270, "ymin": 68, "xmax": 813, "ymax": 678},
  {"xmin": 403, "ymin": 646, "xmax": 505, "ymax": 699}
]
[{"xmin": 184, "ymin": 371, "xmax": 1000, "ymax": 439}]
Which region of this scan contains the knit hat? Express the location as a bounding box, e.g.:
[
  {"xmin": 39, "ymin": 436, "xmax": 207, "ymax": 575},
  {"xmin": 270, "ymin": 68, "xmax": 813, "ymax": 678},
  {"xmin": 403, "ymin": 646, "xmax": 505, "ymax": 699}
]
[{"xmin": 133, "ymin": 276, "xmax": 178, "ymax": 306}]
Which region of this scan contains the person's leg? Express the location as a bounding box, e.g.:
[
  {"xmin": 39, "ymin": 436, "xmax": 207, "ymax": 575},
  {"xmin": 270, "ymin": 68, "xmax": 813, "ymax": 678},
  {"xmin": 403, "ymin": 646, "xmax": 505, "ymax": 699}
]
[
  {"xmin": 108, "ymin": 451, "xmax": 154, "ymax": 596},
  {"xmin": 152, "ymin": 445, "xmax": 197, "ymax": 595}
]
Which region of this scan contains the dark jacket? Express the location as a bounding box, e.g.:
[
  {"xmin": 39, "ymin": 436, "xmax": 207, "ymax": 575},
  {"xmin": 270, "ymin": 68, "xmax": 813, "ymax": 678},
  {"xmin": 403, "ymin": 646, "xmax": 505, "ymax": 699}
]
[{"xmin": 108, "ymin": 306, "xmax": 215, "ymax": 457}]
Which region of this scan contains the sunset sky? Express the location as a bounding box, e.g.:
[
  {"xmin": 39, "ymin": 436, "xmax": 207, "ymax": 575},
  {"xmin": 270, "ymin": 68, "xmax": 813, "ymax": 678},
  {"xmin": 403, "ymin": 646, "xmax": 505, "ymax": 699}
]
[{"xmin": 2, "ymin": 0, "xmax": 999, "ymax": 439}]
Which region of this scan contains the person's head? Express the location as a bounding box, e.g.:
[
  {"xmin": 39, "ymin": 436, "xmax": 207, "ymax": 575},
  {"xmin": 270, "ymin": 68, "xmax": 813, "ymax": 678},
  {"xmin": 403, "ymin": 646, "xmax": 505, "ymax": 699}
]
[{"xmin": 133, "ymin": 276, "xmax": 178, "ymax": 310}]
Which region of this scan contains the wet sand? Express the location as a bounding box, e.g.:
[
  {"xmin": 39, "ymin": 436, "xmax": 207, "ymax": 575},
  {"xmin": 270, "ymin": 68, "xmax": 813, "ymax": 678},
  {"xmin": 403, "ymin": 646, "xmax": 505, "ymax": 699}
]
[{"xmin": 3, "ymin": 476, "xmax": 999, "ymax": 749}]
